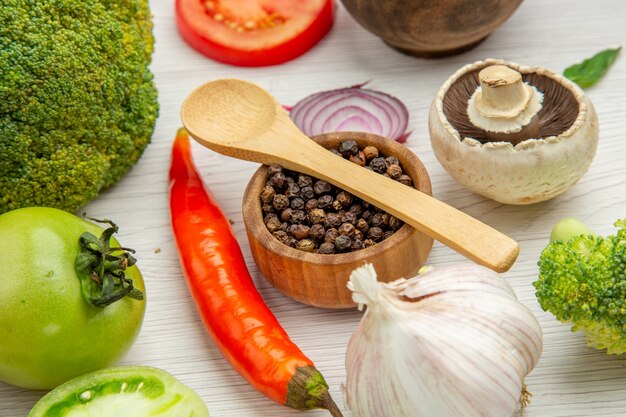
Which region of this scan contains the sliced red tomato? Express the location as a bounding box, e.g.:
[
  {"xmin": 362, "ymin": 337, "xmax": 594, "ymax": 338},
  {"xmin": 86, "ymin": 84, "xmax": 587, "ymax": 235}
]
[{"xmin": 176, "ymin": 0, "xmax": 335, "ymax": 66}]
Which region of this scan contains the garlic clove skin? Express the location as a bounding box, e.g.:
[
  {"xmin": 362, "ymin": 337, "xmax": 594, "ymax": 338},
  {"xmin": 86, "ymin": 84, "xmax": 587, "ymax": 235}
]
[{"xmin": 345, "ymin": 263, "xmax": 543, "ymax": 417}]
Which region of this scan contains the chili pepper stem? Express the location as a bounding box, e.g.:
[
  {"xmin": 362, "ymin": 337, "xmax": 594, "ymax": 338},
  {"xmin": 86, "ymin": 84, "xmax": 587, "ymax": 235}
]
[
  {"xmin": 321, "ymin": 392, "xmax": 343, "ymax": 417},
  {"xmin": 285, "ymin": 366, "xmax": 343, "ymax": 416}
]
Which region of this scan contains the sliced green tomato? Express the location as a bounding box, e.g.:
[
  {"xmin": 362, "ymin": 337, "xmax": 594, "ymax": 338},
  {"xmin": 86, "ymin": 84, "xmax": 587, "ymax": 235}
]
[{"xmin": 29, "ymin": 367, "xmax": 209, "ymax": 417}]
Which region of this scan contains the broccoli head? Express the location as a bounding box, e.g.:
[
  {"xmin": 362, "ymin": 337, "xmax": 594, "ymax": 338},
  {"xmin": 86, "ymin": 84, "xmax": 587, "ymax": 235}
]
[
  {"xmin": 535, "ymin": 218, "xmax": 626, "ymax": 354},
  {"xmin": 0, "ymin": 0, "xmax": 159, "ymax": 213}
]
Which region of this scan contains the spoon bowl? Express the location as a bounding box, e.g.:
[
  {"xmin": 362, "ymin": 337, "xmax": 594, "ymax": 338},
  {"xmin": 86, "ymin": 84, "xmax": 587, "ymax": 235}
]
[
  {"xmin": 181, "ymin": 79, "xmax": 281, "ymax": 160},
  {"xmin": 181, "ymin": 79, "xmax": 520, "ymax": 272}
]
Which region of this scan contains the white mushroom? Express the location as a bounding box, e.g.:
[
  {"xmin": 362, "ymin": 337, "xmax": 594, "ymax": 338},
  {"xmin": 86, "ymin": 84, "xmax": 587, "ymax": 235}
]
[{"xmin": 429, "ymin": 59, "xmax": 599, "ymax": 205}]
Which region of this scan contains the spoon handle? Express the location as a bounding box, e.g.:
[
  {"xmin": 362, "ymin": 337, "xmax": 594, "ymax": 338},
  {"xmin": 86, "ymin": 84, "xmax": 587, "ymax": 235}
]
[{"xmin": 276, "ymin": 138, "xmax": 519, "ymax": 272}]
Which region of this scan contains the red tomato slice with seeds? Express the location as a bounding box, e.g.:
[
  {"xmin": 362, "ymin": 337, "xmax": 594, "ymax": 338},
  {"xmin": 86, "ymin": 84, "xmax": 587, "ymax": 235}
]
[{"xmin": 176, "ymin": 0, "xmax": 335, "ymax": 67}]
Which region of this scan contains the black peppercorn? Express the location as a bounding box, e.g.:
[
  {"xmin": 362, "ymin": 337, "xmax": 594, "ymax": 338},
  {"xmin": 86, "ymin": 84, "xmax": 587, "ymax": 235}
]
[
  {"xmin": 356, "ymin": 218, "xmax": 369, "ymax": 233},
  {"xmin": 369, "ymin": 157, "xmax": 386, "ymax": 173},
  {"xmin": 388, "ymin": 215, "xmax": 403, "ymax": 231},
  {"xmin": 308, "ymin": 208, "xmax": 326, "ymax": 225},
  {"xmin": 265, "ymin": 217, "xmax": 282, "ymax": 233},
  {"xmin": 297, "ymin": 239, "xmax": 316, "ymax": 252},
  {"xmin": 370, "ymin": 212, "xmax": 385, "ymax": 228},
  {"xmin": 324, "ymin": 212, "xmax": 342, "ymax": 229},
  {"xmin": 280, "ymin": 208, "xmax": 293, "ymax": 222},
  {"xmin": 290, "ymin": 197, "xmax": 305, "ymax": 210},
  {"xmin": 397, "ymin": 174, "xmax": 413, "ymax": 187},
  {"xmin": 272, "ymin": 230, "xmax": 289, "ymax": 244},
  {"xmin": 383, "ymin": 230, "xmax": 395, "ymax": 240},
  {"xmin": 271, "ymin": 172, "xmax": 287, "ymax": 189},
  {"xmin": 317, "ymin": 194, "xmax": 333, "ymax": 209},
  {"xmin": 313, "ymin": 180, "xmax": 332, "ymax": 195},
  {"xmin": 262, "ymin": 204, "xmax": 272, "ymax": 214},
  {"xmin": 272, "ymin": 194, "xmax": 290, "ymax": 211},
  {"xmin": 264, "ymin": 213, "xmax": 278, "ymax": 223},
  {"xmin": 368, "ymin": 226, "xmax": 384, "ymax": 241},
  {"xmin": 363, "ymin": 238, "xmax": 375, "ymax": 247},
  {"xmin": 353, "ymin": 229, "xmax": 364, "ymax": 241},
  {"xmin": 309, "ymin": 224, "xmax": 325, "ymax": 241},
  {"xmin": 386, "ymin": 164, "xmax": 402, "ymax": 179},
  {"xmin": 318, "ymin": 242, "xmax": 336, "ymax": 254},
  {"xmin": 349, "ymin": 151, "xmax": 366, "ymax": 166},
  {"xmin": 361, "ymin": 210, "xmax": 373, "ymax": 222},
  {"xmin": 324, "ymin": 228, "xmax": 339, "ymax": 243},
  {"xmin": 385, "ymin": 156, "xmax": 400, "ymax": 168},
  {"xmin": 363, "ymin": 146, "xmax": 379, "ymax": 160},
  {"xmin": 334, "ymin": 235, "xmax": 352, "ymax": 251},
  {"xmin": 267, "ymin": 164, "xmax": 282, "ymax": 176},
  {"xmin": 298, "ymin": 174, "xmax": 313, "ymax": 188},
  {"xmin": 341, "ymin": 211, "xmax": 357, "ymax": 225},
  {"xmin": 350, "ymin": 238, "xmax": 365, "ymax": 251},
  {"xmin": 348, "ymin": 204, "xmax": 363, "ymax": 216},
  {"xmin": 260, "ymin": 185, "xmax": 275, "ymax": 204},
  {"xmin": 339, "ymin": 140, "xmax": 359, "ymax": 157},
  {"xmin": 285, "ymin": 237, "xmax": 298, "ymax": 248},
  {"xmin": 338, "ymin": 222, "xmax": 356, "ymax": 237},
  {"xmin": 301, "ymin": 186, "xmax": 315, "ymax": 200},
  {"xmin": 336, "ymin": 191, "xmax": 353, "ymax": 208},
  {"xmin": 292, "ymin": 224, "xmax": 310, "ymax": 240},
  {"xmin": 305, "ymin": 198, "xmax": 318, "ymax": 212},
  {"xmin": 285, "ymin": 183, "xmax": 301, "ymax": 198},
  {"xmin": 290, "ymin": 210, "xmax": 306, "ymax": 224}
]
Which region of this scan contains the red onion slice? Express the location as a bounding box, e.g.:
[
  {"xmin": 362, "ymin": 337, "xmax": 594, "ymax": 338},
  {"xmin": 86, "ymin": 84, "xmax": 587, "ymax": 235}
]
[{"xmin": 289, "ymin": 85, "xmax": 410, "ymax": 142}]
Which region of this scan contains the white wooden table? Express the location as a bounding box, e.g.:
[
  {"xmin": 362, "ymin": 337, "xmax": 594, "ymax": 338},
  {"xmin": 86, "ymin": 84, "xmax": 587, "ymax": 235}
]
[{"xmin": 2, "ymin": 1, "xmax": 625, "ymax": 415}]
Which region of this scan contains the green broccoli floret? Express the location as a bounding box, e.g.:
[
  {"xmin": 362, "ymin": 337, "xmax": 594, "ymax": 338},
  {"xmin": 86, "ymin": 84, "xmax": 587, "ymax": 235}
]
[
  {"xmin": 0, "ymin": 0, "xmax": 159, "ymax": 213},
  {"xmin": 535, "ymin": 219, "xmax": 626, "ymax": 354}
]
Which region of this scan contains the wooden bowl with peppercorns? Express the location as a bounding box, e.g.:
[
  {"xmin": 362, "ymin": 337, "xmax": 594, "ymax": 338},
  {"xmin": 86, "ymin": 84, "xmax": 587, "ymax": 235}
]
[{"xmin": 242, "ymin": 131, "xmax": 433, "ymax": 309}]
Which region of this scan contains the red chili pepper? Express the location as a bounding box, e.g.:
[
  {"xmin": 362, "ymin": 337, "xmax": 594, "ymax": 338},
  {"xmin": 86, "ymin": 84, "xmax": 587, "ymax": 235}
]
[{"xmin": 169, "ymin": 128, "xmax": 342, "ymax": 416}]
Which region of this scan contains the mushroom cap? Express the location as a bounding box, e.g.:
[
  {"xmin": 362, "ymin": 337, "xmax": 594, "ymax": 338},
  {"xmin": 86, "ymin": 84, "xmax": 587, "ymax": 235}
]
[{"xmin": 429, "ymin": 59, "xmax": 599, "ymax": 205}]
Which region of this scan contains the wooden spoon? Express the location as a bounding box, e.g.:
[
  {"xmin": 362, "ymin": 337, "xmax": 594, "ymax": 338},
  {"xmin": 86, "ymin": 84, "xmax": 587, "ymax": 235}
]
[{"xmin": 180, "ymin": 79, "xmax": 519, "ymax": 272}]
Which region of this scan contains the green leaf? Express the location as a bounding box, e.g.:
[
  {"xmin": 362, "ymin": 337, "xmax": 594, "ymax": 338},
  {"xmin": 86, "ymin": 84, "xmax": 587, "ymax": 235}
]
[{"xmin": 564, "ymin": 47, "xmax": 621, "ymax": 88}]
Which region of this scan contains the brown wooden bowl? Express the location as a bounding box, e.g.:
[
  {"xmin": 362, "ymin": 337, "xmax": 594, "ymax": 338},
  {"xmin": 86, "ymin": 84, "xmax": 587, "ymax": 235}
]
[
  {"xmin": 242, "ymin": 132, "xmax": 434, "ymax": 309},
  {"xmin": 340, "ymin": 0, "xmax": 523, "ymax": 58}
]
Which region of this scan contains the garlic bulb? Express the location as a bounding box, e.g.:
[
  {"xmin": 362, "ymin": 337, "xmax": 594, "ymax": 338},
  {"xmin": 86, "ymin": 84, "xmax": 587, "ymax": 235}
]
[{"xmin": 345, "ymin": 263, "xmax": 543, "ymax": 417}]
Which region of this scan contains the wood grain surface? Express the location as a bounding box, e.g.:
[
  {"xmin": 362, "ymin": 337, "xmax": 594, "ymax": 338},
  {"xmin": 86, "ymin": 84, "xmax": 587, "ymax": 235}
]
[{"xmin": 2, "ymin": 1, "xmax": 625, "ymax": 416}]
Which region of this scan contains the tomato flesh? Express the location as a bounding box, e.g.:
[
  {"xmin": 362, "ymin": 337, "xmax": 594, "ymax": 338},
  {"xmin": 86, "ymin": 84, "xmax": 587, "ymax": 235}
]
[
  {"xmin": 0, "ymin": 208, "xmax": 145, "ymax": 390},
  {"xmin": 28, "ymin": 367, "xmax": 209, "ymax": 417},
  {"xmin": 176, "ymin": 0, "xmax": 335, "ymax": 66}
]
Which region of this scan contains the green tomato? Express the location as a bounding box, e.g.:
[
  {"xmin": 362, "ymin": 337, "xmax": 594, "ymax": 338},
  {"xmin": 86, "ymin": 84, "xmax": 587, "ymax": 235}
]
[
  {"xmin": 0, "ymin": 207, "xmax": 146, "ymax": 390},
  {"xmin": 28, "ymin": 366, "xmax": 210, "ymax": 417}
]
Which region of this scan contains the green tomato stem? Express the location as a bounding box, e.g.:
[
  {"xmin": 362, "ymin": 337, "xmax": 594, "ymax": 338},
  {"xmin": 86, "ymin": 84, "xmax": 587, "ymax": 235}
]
[{"xmin": 75, "ymin": 218, "xmax": 144, "ymax": 308}]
